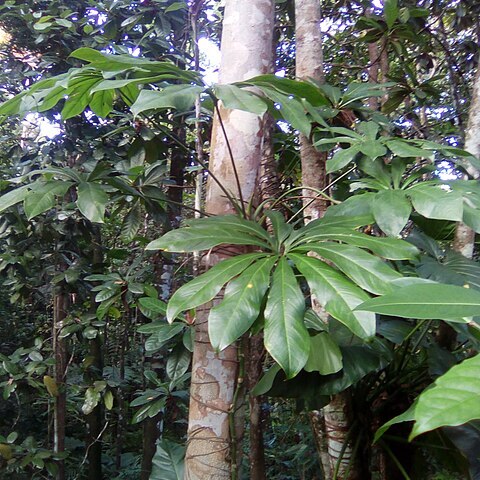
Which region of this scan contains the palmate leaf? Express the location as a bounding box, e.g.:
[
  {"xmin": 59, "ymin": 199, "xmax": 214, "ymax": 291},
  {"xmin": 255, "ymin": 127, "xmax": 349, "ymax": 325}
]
[
  {"xmin": 409, "ymin": 354, "xmax": 480, "ymax": 440},
  {"xmin": 291, "ymin": 226, "xmax": 419, "ymax": 260},
  {"xmin": 289, "ymin": 254, "xmax": 375, "ymax": 339},
  {"xmin": 166, "ymin": 254, "xmax": 264, "ymax": 322},
  {"xmin": 264, "ymin": 257, "xmax": 310, "ymax": 378},
  {"xmin": 209, "ymin": 257, "xmax": 276, "ymax": 351},
  {"xmin": 293, "ymin": 243, "xmax": 401, "ymax": 294},
  {"xmin": 356, "ymin": 284, "xmax": 480, "ymax": 320}
]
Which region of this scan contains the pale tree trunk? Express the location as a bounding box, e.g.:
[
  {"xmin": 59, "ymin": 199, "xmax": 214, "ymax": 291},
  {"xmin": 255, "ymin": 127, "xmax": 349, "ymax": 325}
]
[
  {"xmin": 296, "ymin": 2, "xmax": 357, "ymax": 479},
  {"xmin": 438, "ymin": 65, "xmax": 480, "ymax": 349},
  {"xmin": 295, "ymin": 0, "xmax": 327, "ymax": 221},
  {"xmin": 184, "ymin": 1, "xmax": 274, "ymax": 479}
]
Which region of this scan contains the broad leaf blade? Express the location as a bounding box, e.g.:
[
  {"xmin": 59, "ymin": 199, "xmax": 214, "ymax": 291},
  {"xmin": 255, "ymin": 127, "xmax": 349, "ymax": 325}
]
[
  {"xmin": 304, "ymin": 333, "xmax": 343, "ymax": 374},
  {"xmin": 410, "ymin": 354, "xmax": 480, "ymax": 440},
  {"xmin": 150, "ymin": 440, "xmax": 185, "ymax": 480},
  {"xmin": 372, "ymin": 190, "xmax": 412, "ymax": 237},
  {"xmin": 264, "ymin": 257, "xmax": 309, "ymax": 378},
  {"xmin": 166, "ymin": 254, "xmax": 263, "ymax": 322},
  {"xmin": 356, "ymin": 284, "xmax": 480, "ymax": 320},
  {"xmin": 408, "ymin": 183, "xmax": 463, "ymax": 221},
  {"xmin": 0, "ymin": 185, "xmax": 30, "ymax": 212},
  {"xmin": 215, "ymin": 84, "xmax": 268, "ymax": 115},
  {"xmin": 209, "ymin": 257, "xmax": 276, "ymax": 351},
  {"xmin": 294, "ymin": 227, "xmax": 419, "ymax": 260},
  {"xmin": 290, "ymin": 254, "xmax": 375, "ymax": 339},
  {"xmin": 295, "ymin": 243, "xmax": 401, "ymax": 294},
  {"xmin": 77, "ymin": 182, "xmax": 108, "ymax": 223}
]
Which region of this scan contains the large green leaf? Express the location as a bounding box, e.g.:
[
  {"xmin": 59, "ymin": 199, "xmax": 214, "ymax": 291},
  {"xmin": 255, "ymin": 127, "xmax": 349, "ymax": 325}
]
[
  {"xmin": 215, "ymin": 84, "xmax": 268, "ymax": 115},
  {"xmin": 76, "ymin": 182, "xmax": 108, "ymax": 223},
  {"xmin": 304, "ymin": 333, "xmax": 343, "ymax": 374},
  {"xmin": 410, "ymin": 354, "xmax": 480, "ymax": 440},
  {"xmin": 166, "ymin": 254, "xmax": 263, "ymax": 322},
  {"xmin": 62, "ymin": 72, "xmax": 103, "ymax": 119},
  {"xmin": 143, "ymin": 324, "xmax": 184, "ymax": 352},
  {"xmin": 296, "ymin": 243, "xmax": 401, "ymax": 294},
  {"xmin": 146, "ymin": 224, "xmax": 269, "ymax": 252},
  {"xmin": 131, "ymin": 85, "xmax": 204, "ymax": 116},
  {"xmin": 356, "ymin": 284, "xmax": 480, "ymax": 320},
  {"xmin": 290, "ymin": 254, "xmax": 375, "ymax": 339},
  {"xmin": 264, "ymin": 257, "xmax": 309, "ymax": 378},
  {"xmin": 408, "ymin": 183, "xmax": 463, "ymax": 221},
  {"xmin": 292, "ymin": 226, "xmax": 418, "ymax": 260},
  {"xmin": 24, "ymin": 181, "xmax": 72, "ymax": 219},
  {"xmin": 150, "ymin": 440, "xmax": 185, "ymax": 480},
  {"xmin": 384, "ymin": 0, "xmax": 399, "ymax": 28},
  {"xmin": 261, "ymin": 87, "xmax": 311, "ymax": 136},
  {"xmin": 417, "ymin": 251, "xmax": 480, "ymax": 290},
  {"xmin": 0, "ymin": 185, "xmax": 30, "ymax": 212},
  {"xmin": 185, "ymin": 215, "xmax": 272, "ymax": 244},
  {"xmin": 372, "ymin": 189, "xmax": 412, "ymax": 237},
  {"xmin": 326, "ymin": 145, "xmax": 361, "ymax": 173},
  {"xmin": 209, "ymin": 257, "xmax": 276, "ymax": 351}
]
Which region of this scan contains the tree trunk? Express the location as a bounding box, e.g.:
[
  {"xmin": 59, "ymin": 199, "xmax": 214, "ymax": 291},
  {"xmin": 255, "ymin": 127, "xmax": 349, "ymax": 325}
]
[
  {"xmin": 184, "ymin": 1, "xmax": 274, "ymax": 478},
  {"xmin": 295, "ymin": 0, "xmax": 328, "ymax": 221},
  {"xmin": 53, "ymin": 291, "xmax": 68, "ymax": 480},
  {"xmin": 438, "ymin": 65, "xmax": 480, "ymax": 349}
]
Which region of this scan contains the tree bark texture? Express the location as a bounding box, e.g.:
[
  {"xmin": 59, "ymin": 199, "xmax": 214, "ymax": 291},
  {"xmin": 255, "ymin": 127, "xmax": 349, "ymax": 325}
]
[
  {"xmin": 185, "ymin": 1, "xmax": 275, "ymax": 479},
  {"xmin": 295, "ymin": 0, "xmax": 328, "ymax": 221}
]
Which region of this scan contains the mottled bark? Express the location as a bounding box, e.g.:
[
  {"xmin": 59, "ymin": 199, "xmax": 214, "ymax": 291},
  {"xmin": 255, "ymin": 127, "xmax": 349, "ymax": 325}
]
[
  {"xmin": 185, "ymin": 1, "xmax": 275, "ymax": 478},
  {"xmin": 295, "ymin": 0, "xmax": 327, "ymax": 221}
]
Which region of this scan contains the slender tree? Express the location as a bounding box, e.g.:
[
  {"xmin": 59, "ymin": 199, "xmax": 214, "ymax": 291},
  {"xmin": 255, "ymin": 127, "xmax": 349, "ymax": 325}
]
[{"xmin": 185, "ymin": 1, "xmax": 275, "ymax": 478}]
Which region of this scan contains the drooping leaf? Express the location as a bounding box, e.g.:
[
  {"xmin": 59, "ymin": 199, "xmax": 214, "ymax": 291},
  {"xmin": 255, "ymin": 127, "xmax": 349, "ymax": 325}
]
[
  {"xmin": 251, "ymin": 364, "xmax": 282, "ymax": 396},
  {"xmin": 417, "ymin": 251, "xmax": 480, "ymax": 290},
  {"xmin": 166, "ymin": 346, "xmax": 191, "ymax": 382},
  {"xmin": 296, "ymin": 243, "xmax": 401, "ymax": 294},
  {"xmin": 147, "ymin": 224, "xmax": 269, "ymax": 252},
  {"xmin": 356, "ymin": 284, "xmax": 480, "ymax": 320},
  {"xmin": 410, "ymin": 354, "xmax": 480, "ymax": 440},
  {"xmin": 76, "ymin": 182, "xmax": 108, "ymax": 223},
  {"xmin": 264, "ymin": 257, "xmax": 309, "ymax": 378},
  {"xmin": 293, "ymin": 226, "xmax": 418, "ymax": 260},
  {"xmin": 209, "ymin": 257, "xmax": 276, "ymax": 350},
  {"xmin": 327, "ymin": 145, "xmax": 361, "ymax": 173},
  {"xmin": 261, "ymin": 87, "xmax": 311, "ymax": 136},
  {"xmin": 143, "ymin": 324, "xmax": 184, "ymax": 352},
  {"xmin": 43, "ymin": 375, "xmax": 58, "ymax": 397},
  {"xmin": 166, "ymin": 254, "xmax": 263, "ymax": 322},
  {"xmin": 82, "ymin": 387, "xmax": 101, "ymax": 415},
  {"xmin": 121, "ymin": 203, "xmax": 143, "ymax": 243},
  {"xmin": 24, "ymin": 181, "xmax": 72, "ymax": 219},
  {"xmin": 89, "ymin": 89, "xmax": 115, "ymax": 117},
  {"xmin": 408, "ymin": 183, "xmax": 463, "ymax": 221},
  {"xmin": 150, "ymin": 440, "xmax": 185, "ymax": 480},
  {"xmin": 0, "ymin": 185, "xmax": 30, "ymax": 212},
  {"xmin": 290, "ymin": 254, "xmax": 375, "ymax": 339},
  {"xmin": 131, "ymin": 85, "xmax": 204, "ymax": 116},
  {"xmin": 104, "ymin": 390, "xmax": 114, "ymax": 410},
  {"xmin": 304, "ymin": 333, "xmax": 343, "ymax": 374},
  {"xmin": 215, "ymin": 84, "xmax": 268, "ymax": 115},
  {"xmin": 372, "ymin": 189, "xmax": 412, "ymax": 237}
]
